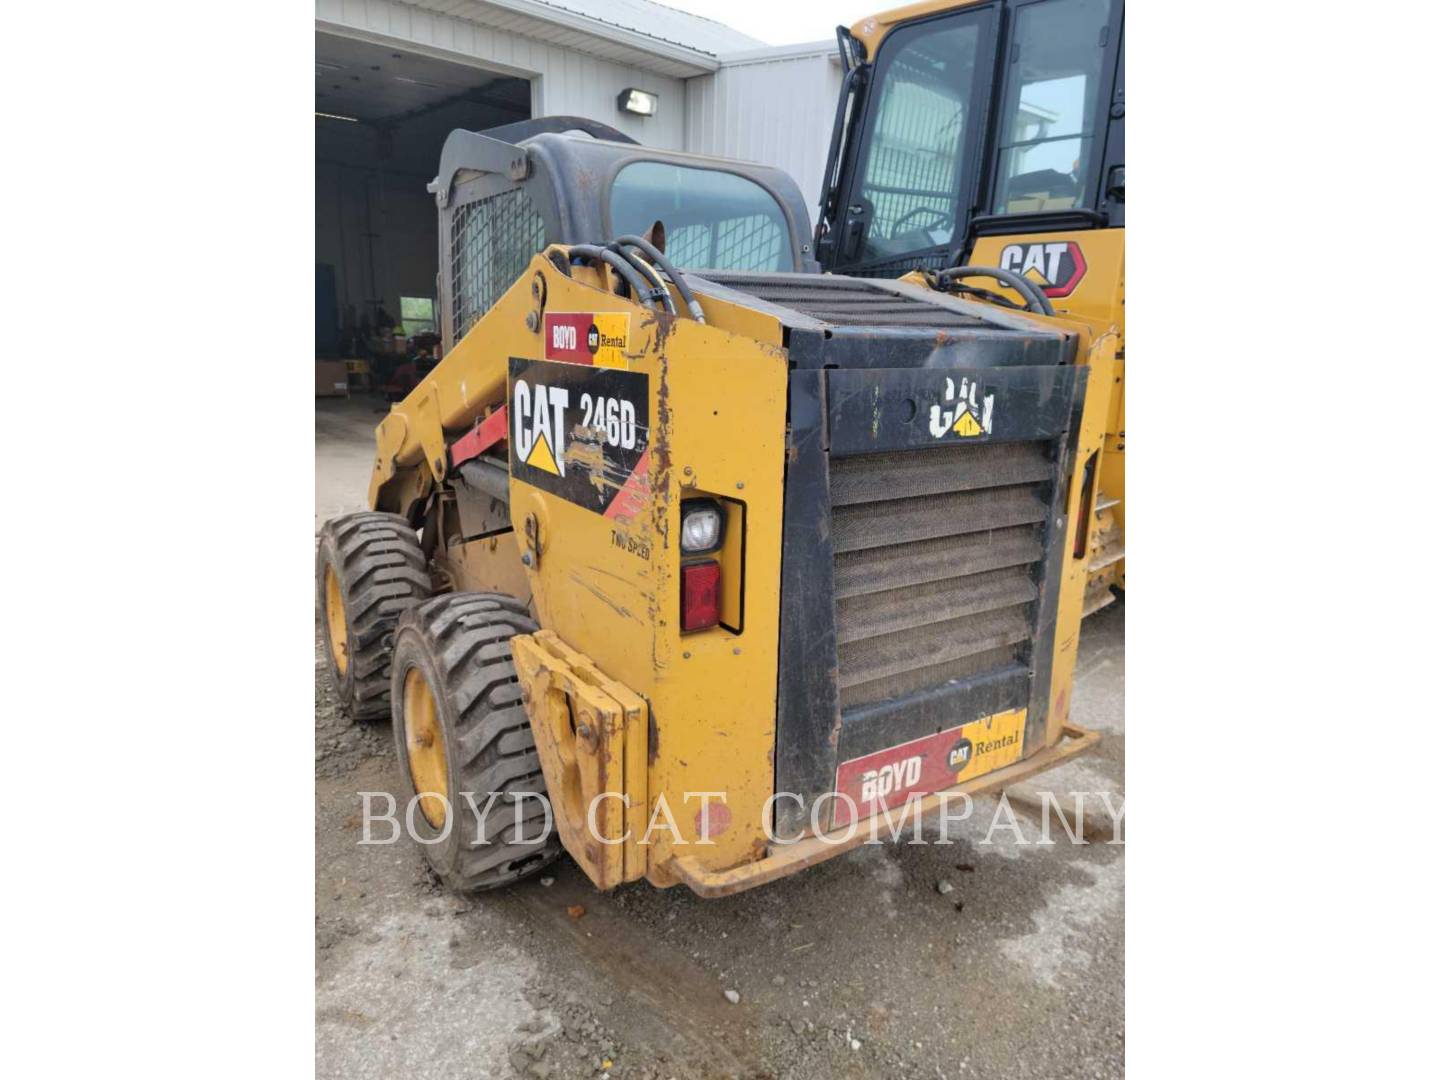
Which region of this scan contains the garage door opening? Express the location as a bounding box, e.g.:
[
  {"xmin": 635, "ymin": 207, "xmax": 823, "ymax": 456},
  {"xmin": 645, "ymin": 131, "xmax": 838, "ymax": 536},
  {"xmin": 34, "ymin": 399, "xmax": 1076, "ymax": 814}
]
[{"xmin": 315, "ymin": 32, "xmax": 531, "ymax": 371}]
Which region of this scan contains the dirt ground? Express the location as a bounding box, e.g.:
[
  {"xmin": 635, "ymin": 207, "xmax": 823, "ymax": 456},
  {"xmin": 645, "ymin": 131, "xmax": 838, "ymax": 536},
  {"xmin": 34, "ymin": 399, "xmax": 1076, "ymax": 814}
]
[{"xmin": 315, "ymin": 396, "xmax": 1125, "ymax": 1080}]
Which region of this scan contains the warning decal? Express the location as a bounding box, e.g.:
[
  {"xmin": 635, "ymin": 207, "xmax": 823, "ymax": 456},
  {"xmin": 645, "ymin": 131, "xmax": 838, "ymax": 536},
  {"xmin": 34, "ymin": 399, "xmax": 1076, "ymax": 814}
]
[
  {"xmin": 508, "ymin": 357, "xmax": 650, "ymax": 520},
  {"xmin": 832, "ymin": 709, "xmax": 1027, "ymax": 827},
  {"xmin": 543, "ymin": 312, "xmax": 631, "ymax": 368}
]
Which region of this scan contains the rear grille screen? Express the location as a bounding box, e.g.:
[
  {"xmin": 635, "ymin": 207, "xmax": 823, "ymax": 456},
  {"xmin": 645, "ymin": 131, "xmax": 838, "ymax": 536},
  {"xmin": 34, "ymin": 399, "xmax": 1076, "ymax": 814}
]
[
  {"xmin": 699, "ymin": 272, "xmax": 992, "ymax": 329},
  {"xmin": 831, "ymin": 441, "xmax": 1052, "ymax": 709}
]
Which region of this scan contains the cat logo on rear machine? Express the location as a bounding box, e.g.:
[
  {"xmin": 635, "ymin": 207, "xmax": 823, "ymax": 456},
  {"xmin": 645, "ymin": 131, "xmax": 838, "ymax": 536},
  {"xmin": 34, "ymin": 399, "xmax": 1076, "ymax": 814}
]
[
  {"xmin": 998, "ymin": 240, "xmax": 1087, "ymax": 298},
  {"xmin": 929, "ymin": 375, "xmax": 994, "ymax": 439}
]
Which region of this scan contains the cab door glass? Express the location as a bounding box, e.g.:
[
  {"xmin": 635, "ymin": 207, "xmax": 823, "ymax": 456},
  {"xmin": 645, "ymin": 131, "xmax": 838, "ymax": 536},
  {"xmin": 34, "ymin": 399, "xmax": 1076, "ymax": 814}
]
[
  {"xmin": 992, "ymin": 0, "xmax": 1114, "ymax": 214},
  {"xmin": 848, "ymin": 17, "xmax": 983, "ymax": 267}
]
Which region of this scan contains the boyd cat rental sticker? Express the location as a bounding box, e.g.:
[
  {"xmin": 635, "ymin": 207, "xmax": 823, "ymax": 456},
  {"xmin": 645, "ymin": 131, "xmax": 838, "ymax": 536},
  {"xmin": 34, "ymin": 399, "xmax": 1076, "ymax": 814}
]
[
  {"xmin": 831, "ymin": 709, "xmax": 1027, "ymax": 827},
  {"xmin": 543, "ymin": 312, "xmax": 631, "ymax": 368},
  {"xmin": 509, "ymin": 357, "xmax": 650, "ymax": 521}
]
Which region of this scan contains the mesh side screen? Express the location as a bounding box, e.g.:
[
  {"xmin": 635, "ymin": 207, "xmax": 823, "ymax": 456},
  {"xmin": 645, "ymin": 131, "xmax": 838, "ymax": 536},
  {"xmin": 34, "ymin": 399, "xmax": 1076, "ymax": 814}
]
[
  {"xmin": 668, "ymin": 214, "xmax": 785, "ymax": 273},
  {"xmin": 449, "ymin": 187, "xmax": 546, "ymax": 344}
]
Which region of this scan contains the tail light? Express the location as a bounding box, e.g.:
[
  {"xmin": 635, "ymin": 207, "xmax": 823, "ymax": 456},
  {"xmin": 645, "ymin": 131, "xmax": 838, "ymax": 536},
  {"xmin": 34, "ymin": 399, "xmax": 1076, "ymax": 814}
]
[{"xmin": 681, "ymin": 561, "xmax": 721, "ymax": 632}]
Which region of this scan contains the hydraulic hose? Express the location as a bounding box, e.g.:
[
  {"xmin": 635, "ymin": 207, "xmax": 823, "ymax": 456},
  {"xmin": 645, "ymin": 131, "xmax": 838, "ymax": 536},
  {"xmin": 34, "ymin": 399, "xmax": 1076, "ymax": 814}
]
[
  {"xmin": 604, "ymin": 241, "xmax": 677, "ymax": 315},
  {"xmin": 939, "ymin": 265, "xmax": 1055, "ymax": 317},
  {"xmin": 568, "ymin": 244, "xmax": 658, "ymax": 311},
  {"xmin": 613, "ymin": 234, "xmax": 706, "ymax": 323}
]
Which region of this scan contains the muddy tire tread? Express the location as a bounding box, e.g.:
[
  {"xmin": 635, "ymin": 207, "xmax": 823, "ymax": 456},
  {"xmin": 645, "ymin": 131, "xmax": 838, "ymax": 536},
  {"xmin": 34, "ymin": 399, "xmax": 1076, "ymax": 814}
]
[
  {"xmin": 393, "ymin": 592, "xmax": 560, "ymax": 891},
  {"xmin": 318, "ymin": 511, "xmax": 431, "ymax": 720}
]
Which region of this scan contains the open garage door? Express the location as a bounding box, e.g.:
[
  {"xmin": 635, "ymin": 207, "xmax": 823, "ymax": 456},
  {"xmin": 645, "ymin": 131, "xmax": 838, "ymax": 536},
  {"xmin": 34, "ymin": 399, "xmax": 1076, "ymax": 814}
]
[{"xmin": 315, "ymin": 33, "xmax": 531, "ymax": 365}]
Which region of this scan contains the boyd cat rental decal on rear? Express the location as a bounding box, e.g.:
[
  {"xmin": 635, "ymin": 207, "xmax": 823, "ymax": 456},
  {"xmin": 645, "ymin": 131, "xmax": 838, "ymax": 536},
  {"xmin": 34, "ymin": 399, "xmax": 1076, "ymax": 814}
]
[
  {"xmin": 509, "ymin": 358, "xmax": 650, "ymax": 522},
  {"xmin": 831, "ymin": 709, "xmax": 1027, "ymax": 827}
]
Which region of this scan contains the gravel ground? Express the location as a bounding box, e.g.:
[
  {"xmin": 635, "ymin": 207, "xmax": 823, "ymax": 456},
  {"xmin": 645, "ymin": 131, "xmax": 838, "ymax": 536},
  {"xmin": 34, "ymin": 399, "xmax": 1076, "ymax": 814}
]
[{"xmin": 315, "ymin": 396, "xmax": 1126, "ymax": 1080}]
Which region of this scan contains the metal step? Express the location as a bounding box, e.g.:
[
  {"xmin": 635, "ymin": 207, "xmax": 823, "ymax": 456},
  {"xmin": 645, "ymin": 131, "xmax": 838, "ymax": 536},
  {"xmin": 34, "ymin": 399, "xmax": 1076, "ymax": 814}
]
[
  {"xmin": 1089, "ymin": 544, "xmax": 1126, "ymax": 572},
  {"xmin": 1083, "ymin": 588, "xmax": 1119, "ymax": 617}
]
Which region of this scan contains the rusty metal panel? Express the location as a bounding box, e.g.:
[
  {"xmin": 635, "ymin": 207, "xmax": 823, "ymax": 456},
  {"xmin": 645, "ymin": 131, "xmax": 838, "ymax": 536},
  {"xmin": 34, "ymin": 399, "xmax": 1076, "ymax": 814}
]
[{"xmin": 510, "ymin": 630, "xmax": 648, "ymax": 889}]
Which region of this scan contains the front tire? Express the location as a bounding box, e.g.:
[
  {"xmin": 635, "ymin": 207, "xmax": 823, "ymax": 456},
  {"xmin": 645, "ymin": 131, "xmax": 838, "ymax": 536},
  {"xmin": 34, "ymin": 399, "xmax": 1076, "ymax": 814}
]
[
  {"xmin": 390, "ymin": 593, "xmax": 562, "ymax": 891},
  {"xmin": 316, "ymin": 511, "xmax": 431, "ymax": 720}
]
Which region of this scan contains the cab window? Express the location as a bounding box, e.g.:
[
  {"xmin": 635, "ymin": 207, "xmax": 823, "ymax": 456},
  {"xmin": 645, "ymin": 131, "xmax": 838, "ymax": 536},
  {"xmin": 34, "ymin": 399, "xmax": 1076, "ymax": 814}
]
[
  {"xmin": 609, "ymin": 162, "xmax": 794, "ymax": 272},
  {"xmin": 992, "ymin": 0, "xmax": 1114, "ymax": 214},
  {"xmin": 850, "ymin": 17, "xmax": 983, "ymax": 265}
]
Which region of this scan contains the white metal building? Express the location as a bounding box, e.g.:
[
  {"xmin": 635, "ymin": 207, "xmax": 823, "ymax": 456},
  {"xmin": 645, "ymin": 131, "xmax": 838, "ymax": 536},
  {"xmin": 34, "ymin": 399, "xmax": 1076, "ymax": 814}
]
[{"xmin": 315, "ymin": 0, "xmax": 840, "ymax": 352}]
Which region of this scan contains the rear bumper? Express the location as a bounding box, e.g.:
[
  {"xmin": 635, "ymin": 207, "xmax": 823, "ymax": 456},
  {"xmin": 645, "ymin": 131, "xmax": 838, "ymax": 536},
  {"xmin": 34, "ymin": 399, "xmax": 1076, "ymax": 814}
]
[
  {"xmin": 514, "ymin": 627, "xmax": 1100, "ymax": 898},
  {"xmin": 671, "ymin": 722, "xmax": 1100, "ymax": 898}
]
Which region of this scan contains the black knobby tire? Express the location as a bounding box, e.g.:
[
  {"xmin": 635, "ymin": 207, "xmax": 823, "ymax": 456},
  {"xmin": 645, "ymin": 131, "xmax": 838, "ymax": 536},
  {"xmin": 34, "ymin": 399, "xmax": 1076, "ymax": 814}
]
[
  {"xmin": 316, "ymin": 511, "xmax": 432, "ymax": 720},
  {"xmin": 390, "ymin": 592, "xmax": 562, "ymax": 891}
]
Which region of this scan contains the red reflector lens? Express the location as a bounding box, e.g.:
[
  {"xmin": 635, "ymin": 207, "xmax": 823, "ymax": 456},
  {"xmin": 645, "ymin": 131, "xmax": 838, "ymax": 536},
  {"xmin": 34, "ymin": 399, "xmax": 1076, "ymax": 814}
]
[{"xmin": 681, "ymin": 561, "xmax": 721, "ymax": 631}]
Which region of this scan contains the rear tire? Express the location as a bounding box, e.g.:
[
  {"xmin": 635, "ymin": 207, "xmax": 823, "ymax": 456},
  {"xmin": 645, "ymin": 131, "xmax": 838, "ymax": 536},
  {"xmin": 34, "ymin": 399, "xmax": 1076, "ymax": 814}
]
[
  {"xmin": 390, "ymin": 592, "xmax": 562, "ymax": 892},
  {"xmin": 316, "ymin": 511, "xmax": 432, "ymax": 720}
]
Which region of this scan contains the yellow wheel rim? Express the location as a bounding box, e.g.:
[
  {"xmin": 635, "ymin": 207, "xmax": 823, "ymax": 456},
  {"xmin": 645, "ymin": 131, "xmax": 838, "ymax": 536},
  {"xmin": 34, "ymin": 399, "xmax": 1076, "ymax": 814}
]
[
  {"xmin": 403, "ymin": 668, "xmax": 449, "ymax": 829},
  {"xmin": 324, "ymin": 565, "xmax": 349, "ymax": 675}
]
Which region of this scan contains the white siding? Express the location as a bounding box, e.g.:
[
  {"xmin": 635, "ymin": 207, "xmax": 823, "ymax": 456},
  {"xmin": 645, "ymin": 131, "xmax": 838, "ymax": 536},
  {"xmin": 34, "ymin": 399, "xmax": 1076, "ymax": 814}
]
[
  {"xmin": 316, "ymin": 0, "xmax": 688, "ymax": 148},
  {"xmin": 684, "ymin": 48, "xmax": 843, "ymax": 221},
  {"xmin": 315, "ymin": 3, "xmax": 845, "ymax": 231}
]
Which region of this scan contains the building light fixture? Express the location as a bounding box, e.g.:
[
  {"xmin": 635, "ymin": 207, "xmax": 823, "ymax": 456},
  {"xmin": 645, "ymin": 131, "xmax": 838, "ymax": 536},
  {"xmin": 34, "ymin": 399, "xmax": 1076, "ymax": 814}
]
[{"xmin": 617, "ymin": 88, "xmax": 658, "ymax": 117}]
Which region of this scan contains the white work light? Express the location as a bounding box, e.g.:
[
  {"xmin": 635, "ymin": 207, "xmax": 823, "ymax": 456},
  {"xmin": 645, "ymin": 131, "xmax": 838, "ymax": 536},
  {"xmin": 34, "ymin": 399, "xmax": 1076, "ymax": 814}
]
[
  {"xmin": 618, "ymin": 88, "xmax": 659, "ymax": 117},
  {"xmin": 680, "ymin": 501, "xmax": 724, "ymax": 554}
]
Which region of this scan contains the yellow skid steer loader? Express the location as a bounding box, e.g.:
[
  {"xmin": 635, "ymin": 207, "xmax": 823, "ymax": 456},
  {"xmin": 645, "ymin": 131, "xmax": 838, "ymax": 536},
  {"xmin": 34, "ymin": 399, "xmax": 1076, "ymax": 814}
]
[{"xmin": 317, "ymin": 119, "xmax": 1107, "ymax": 896}]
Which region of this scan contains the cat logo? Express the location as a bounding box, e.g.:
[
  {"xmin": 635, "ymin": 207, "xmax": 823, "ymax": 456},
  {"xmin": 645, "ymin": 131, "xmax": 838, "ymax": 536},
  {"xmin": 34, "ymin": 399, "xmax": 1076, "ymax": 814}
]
[
  {"xmin": 947, "ymin": 738, "xmax": 973, "ymax": 773},
  {"xmin": 929, "ymin": 376, "xmax": 994, "ymax": 439},
  {"xmin": 512, "ymin": 377, "xmax": 568, "ymax": 477},
  {"xmin": 997, "ymin": 240, "xmax": 1087, "ymax": 298}
]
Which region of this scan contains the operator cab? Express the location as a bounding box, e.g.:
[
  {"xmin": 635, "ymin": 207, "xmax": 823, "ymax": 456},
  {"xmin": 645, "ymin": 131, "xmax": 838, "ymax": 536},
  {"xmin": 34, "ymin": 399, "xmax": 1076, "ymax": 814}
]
[
  {"xmin": 817, "ymin": 0, "xmax": 1125, "ymax": 277},
  {"xmin": 428, "ymin": 118, "xmax": 817, "ymax": 354}
]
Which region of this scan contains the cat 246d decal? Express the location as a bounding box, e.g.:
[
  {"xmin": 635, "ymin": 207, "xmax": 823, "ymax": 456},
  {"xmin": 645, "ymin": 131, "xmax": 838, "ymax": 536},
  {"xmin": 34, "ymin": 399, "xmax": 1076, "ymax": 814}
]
[{"xmin": 509, "ymin": 358, "xmax": 650, "ymax": 522}]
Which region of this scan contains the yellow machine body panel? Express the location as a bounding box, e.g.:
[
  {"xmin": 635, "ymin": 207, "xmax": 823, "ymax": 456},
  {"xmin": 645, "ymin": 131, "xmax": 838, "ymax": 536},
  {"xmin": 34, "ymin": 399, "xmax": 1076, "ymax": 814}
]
[{"xmin": 505, "ymin": 272, "xmax": 791, "ymax": 885}]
